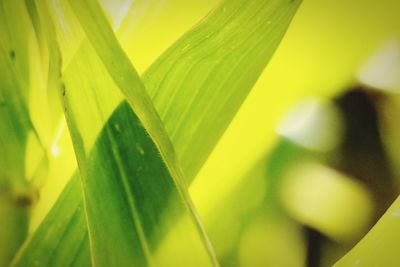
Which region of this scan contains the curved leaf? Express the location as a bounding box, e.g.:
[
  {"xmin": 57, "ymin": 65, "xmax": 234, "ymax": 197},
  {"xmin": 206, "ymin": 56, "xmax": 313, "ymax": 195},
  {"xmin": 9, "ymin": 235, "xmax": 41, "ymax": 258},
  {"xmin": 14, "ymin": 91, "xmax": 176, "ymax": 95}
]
[{"xmin": 334, "ymin": 195, "xmax": 400, "ymax": 267}]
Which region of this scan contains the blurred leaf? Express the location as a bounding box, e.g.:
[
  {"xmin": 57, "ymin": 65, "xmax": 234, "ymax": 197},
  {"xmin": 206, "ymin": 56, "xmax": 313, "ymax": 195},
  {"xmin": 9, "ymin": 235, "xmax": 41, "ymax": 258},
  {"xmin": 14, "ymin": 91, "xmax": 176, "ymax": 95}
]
[
  {"xmin": 334, "ymin": 195, "xmax": 400, "ymax": 267},
  {"xmin": 0, "ymin": 46, "xmax": 28, "ymax": 267},
  {"xmin": 0, "ymin": 1, "xmax": 39, "ymax": 264},
  {"xmin": 25, "ymin": 0, "xmax": 63, "ymax": 148},
  {"xmin": 336, "ymin": 86, "xmax": 400, "ymax": 266},
  {"xmin": 0, "ymin": 194, "xmax": 29, "ymax": 267},
  {"xmin": 0, "ymin": 0, "xmax": 31, "ymax": 101},
  {"xmin": 238, "ymin": 213, "xmax": 306, "ymax": 267},
  {"xmin": 190, "ymin": 0, "xmax": 400, "ymax": 253},
  {"xmin": 11, "ymin": 173, "xmax": 90, "ymax": 267},
  {"xmin": 281, "ymin": 161, "xmax": 374, "ymax": 243},
  {"xmin": 380, "ymin": 94, "xmax": 400, "ymax": 189},
  {"xmin": 0, "ymin": 39, "xmax": 31, "ymax": 191},
  {"xmin": 0, "ymin": 0, "xmax": 34, "ymax": 191},
  {"xmin": 192, "ymin": 0, "xmax": 400, "ymax": 182}
]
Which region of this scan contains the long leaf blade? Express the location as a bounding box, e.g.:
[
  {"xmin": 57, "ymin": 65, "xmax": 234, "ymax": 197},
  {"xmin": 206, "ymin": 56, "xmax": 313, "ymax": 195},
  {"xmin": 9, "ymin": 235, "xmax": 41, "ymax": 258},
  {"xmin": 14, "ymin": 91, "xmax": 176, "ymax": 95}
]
[
  {"xmin": 0, "ymin": 1, "xmax": 41, "ymax": 263},
  {"xmin": 13, "ymin": 0, "xmax": 302, "ymax": 265},
  {"xmin": 11, "ymin": 173, "xmax": 90, "ymax": 267},
  {"xmin": 143, "ymin": 0, "xmax": 302, "ymax": 181},
  {"xmin": 61, "ymin": 51, "xmax": 216, "ymax": 266},
  {"xmin": 52, "ymin": 0, "xmax": 217, "ymax": 265}
]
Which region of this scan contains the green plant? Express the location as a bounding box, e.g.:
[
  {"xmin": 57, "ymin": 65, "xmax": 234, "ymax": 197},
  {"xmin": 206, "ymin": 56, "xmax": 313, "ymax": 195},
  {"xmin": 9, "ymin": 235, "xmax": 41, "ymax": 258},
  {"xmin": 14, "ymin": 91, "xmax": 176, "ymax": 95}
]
[{"xmin": 1, "ymin": 0, "xmax": 400, "ymax": 266}]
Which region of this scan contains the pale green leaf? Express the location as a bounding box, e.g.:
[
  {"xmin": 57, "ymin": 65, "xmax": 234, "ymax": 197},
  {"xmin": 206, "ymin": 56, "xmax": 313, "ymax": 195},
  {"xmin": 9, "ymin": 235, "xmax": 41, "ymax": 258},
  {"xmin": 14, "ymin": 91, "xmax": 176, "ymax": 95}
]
[
  {"xmin": 25, "ymin": 0, "xmax": 63, "ymax": 137},
  {"xmin": 11, "ymin": 173, "xmax": 89, "ymax": 267},
  {"xmin": 0, "ymin": 42, "xmax": 31, "ymax": 190},
  {"xmin": 143, "ymin": 0, "xmax": 302, "ymax": 181},
  {"xmin": 334, "ymin": 195, "xmax": 400, "ymax": 267},
  {"xmin": 0, "ymin": 2, "xmax": 40, "ymax": 264},
  {"xmin": 0, "ymin": 0, "xmax": 36, "ymax": 190},
  {"xmin": 0, "ymin": 0, "xmax": 31, "ymax": 101}
]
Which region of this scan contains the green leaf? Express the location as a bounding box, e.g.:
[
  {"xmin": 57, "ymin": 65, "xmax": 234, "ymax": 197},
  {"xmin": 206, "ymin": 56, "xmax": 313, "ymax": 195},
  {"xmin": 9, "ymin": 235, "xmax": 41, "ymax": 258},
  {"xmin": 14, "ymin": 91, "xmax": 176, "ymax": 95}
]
[
  {"xmin": 19, "ymin": 0, "xmax": 217, "ymax": 265},
  {"xmin": 24, "ymin": 0, "xmax": 63, "ymax": 138},
  {"xmin": 334, "ymin": 195, "xmax": 400, "ymax": 267},
  {"xmin": 66, "ymin": 0, "xmax": 186, "ymax": 191},
  {"xmin": 11, "ymin": 173, "xmax": 90, "ymax": 267},
  {"xmin": 143, "ymin": 0, "xmax": 302, "ymax": 181},
  {"xmin": 59, "ymin": 39, "xmax": 217, "ymax": 265},
  {"xmin": 0, "ymin": 0, "xmax": 36, "ymax": 191},
  {"xmin": 0, "ymin": 0, "xmax": 31, "ymax": 101},
  {"xmin": 0, "ymin": 1, "xmax": 40, "ymax": 264},
  {"xmin": 13, "ymin": 0, "xmax": 301, "ymax": 265},
  {"xmin": 0, "ymin": 40, "xmax": 31, "ymax": 190}
]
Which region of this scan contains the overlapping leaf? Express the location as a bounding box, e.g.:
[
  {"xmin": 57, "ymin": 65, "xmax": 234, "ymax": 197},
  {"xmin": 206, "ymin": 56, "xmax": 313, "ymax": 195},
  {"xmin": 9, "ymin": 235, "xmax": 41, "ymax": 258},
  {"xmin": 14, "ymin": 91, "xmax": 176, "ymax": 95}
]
[
  {"xmin": 0, "ymin": 1, "xmax": 43, "ymax": 265},
  {"xmin": 12, "ymin": 173, "xmax": 89, "ymax": 267},
  {"xmin": 12, "ymin": 0, "xmax": 301, "ymax": 266},
  {"xmin": 143, "ymin": 0, "xmax": 302, "ymax": 181},
  {"xmin": 0, "ymin": 43, "xmax": 31, "ymax": 267},
  {"xmin": 14, "ymin": 0, "xmax": 217, "ymax": 265}
]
